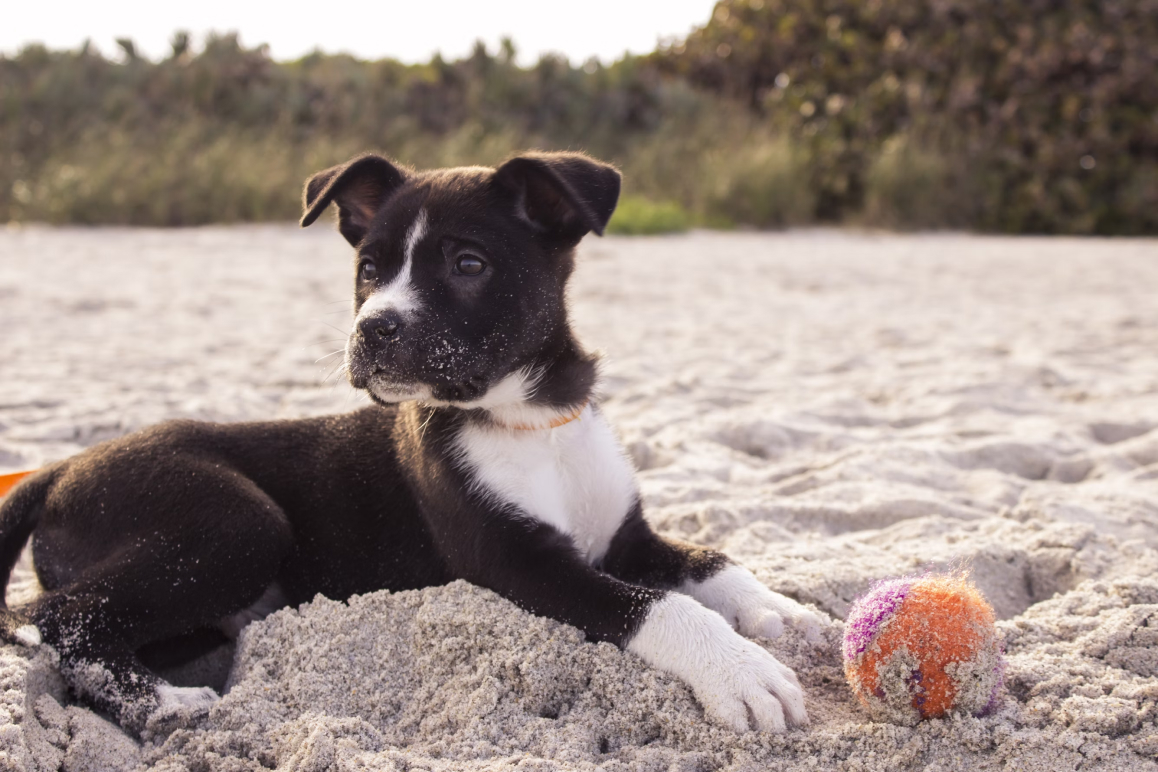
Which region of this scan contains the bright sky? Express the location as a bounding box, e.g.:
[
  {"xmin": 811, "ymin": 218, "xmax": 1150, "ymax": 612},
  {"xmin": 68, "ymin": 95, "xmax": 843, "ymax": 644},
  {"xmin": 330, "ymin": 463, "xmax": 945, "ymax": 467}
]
[{"xmin": 2, "ymin": 1, "xmax": 717, "ymax": 64}]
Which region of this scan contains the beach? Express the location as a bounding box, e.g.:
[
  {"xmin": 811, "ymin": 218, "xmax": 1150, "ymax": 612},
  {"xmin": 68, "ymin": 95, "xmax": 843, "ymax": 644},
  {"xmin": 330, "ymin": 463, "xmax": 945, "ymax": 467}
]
[{"xmin": 1, "ymin": 226, "xmax": 1156, "ymax": 770}]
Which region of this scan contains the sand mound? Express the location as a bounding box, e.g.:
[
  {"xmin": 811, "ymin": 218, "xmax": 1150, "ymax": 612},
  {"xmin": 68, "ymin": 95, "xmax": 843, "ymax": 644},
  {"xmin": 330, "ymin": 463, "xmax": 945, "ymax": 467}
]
[
  {"xmin": 5, "ymin": 577, "xmax": 1157, "ymax": 771},
  {"xmin": 1, "ymin": 227, "xmax": 1157, "ymax": 770}
]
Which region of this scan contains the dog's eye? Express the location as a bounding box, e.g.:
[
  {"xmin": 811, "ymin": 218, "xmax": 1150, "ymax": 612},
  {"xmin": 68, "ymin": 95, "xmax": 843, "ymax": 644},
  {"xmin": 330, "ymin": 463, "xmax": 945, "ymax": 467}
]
[
  {"xmin": 358, "ymin": 260, "xmax": 377, "ymax": 282},
  {"xmin": 455, "ymin": 255, "xmax": 486, "ymax": 276}
]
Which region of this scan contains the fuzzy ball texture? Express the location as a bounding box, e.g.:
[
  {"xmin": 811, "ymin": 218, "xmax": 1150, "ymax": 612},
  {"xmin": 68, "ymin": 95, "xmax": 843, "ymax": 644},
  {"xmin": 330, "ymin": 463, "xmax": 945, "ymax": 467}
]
[{"xmin": 843, "ymin": 574, "xmax": 1005, "ymax": 725}]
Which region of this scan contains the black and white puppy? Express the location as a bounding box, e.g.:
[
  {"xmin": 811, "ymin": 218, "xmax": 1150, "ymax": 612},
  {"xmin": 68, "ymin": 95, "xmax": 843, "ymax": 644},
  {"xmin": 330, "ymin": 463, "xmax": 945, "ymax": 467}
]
[{"xmin": 0, "ymin": 152, "xmax": 822, "ymax": 736}]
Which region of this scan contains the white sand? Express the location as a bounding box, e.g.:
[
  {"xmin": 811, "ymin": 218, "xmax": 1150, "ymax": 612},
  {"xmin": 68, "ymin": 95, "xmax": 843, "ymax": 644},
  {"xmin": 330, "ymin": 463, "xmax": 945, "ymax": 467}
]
[{"xmin": 1, "ymin": 226, "xmax": 1157, "ymax": 770}]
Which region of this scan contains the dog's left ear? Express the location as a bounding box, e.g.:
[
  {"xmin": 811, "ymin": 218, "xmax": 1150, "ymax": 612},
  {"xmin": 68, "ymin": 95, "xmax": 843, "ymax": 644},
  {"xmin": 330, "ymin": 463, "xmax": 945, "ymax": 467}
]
[
  {"xmin": 300, "ymin": 154, "xmax": 407, "ymax": 247},
  {"xmin": 493, "ymin": 152, "xmax": 621, "ymax": 241}
]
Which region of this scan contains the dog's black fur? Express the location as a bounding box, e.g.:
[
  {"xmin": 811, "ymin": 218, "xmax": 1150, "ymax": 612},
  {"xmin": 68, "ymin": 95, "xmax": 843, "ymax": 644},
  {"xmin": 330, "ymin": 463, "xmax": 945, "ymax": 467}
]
[{"xmin": 0, "ymin": 152, "xmax": 811, "ymax": 736}]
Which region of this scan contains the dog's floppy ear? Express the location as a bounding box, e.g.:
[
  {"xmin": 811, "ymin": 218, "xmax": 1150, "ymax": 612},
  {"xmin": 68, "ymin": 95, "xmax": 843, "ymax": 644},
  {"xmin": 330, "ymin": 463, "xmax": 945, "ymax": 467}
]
[
  {"xmin": 300, "ymin": 154, "xmax": 407, "ymax": 247},
  {"xmin": 493, "ymin": 152, "xmax": 621, "ymax": 241}
]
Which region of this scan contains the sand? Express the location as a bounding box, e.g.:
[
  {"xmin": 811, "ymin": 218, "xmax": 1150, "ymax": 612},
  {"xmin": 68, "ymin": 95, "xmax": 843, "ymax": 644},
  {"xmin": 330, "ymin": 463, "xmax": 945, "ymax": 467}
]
[{"xmin": 0, "ymin": 226, "xmax": 1157, "ymax": 770}]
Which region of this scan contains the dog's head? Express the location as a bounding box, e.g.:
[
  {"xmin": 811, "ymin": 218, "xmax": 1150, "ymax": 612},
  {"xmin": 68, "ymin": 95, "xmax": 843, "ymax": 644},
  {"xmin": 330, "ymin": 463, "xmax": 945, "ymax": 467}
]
[{"xmin": 301, "ymin": 152, "xmax": 619, "ymax": 410}]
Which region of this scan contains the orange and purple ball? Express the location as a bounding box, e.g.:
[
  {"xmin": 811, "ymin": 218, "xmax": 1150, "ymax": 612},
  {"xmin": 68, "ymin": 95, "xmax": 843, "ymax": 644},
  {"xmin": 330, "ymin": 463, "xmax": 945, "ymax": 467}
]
[{"xmin": 842, "ymin": 574, "xmax": 1004, "ymax": 724}]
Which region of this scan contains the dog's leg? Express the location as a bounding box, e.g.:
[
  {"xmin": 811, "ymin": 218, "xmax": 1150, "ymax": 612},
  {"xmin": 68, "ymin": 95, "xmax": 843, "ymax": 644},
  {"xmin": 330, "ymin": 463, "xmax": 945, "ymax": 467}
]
[
  {"xmin": 28, "ymin": 591, "xmax": 190, "ymax": 732},
  {"xmin": 601, "ymin": 505, "xmax": 824, "ymax": 642},
  {"xmin": 29, "ymin": 550, "xmax": 285, "ymax": 734},
  {"xmin": 26, "ymin": 482, "xmax": 292, "ymax": 735}
]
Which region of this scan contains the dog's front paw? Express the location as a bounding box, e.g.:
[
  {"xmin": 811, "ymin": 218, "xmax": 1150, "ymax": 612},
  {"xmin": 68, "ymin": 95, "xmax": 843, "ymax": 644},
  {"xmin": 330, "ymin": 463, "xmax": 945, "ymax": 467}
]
[
  {"xmin": 627, "ymin": 593, "xmax": 807, "ymax": 733},
  {"xmin": 685, "ymin": 564, "xmax": 825, "ymax": 643}
]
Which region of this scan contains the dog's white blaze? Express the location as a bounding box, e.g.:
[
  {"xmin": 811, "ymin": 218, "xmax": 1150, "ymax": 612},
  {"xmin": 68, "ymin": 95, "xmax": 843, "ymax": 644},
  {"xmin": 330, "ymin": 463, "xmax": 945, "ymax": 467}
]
[
  {"xmin": 356, "ymin": 209, "xmax": 427, "ymax": 321},
  {"xmin": 627, "ymin": 592, "xmax": 807, "ymax": 733},
  {"xmin": 454, "ymin": 405, "xmax": 636, "ymax": 563},
  {"xmin": 403, "ymin": 208, "xmax": 428, "ymax": 264},
  {"xmin": 681, "ymin": 564, "xmax": 824, "ymax": 642}
]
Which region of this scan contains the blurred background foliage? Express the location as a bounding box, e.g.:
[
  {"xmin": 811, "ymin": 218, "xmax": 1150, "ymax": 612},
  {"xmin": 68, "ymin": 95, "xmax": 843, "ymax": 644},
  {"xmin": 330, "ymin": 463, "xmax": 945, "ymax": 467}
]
[{"xmin": 2, "ymin": 0, "xmax": 1155, "ymax": 234}]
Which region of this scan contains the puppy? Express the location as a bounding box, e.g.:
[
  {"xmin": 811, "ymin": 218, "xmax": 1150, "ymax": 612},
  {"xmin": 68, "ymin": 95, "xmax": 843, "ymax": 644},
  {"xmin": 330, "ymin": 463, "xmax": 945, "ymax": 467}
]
[{"xmin": 0, "ymin": 152, "xmax": 821, "ymax": 735}]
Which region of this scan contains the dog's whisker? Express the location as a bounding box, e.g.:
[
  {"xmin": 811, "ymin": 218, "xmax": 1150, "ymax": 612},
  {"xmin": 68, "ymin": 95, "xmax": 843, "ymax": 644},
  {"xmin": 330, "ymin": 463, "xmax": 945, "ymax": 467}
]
[
  {"xmin": 321, "ymin": 360, "xmax": 349, "ymax": 385},
  {"xmin": 418, "ymin": 409, "xmax": 436, "ymax": 442},
  {"xmin": 315, "ymin": 350, "xmax": 345, "ymax": 364}
]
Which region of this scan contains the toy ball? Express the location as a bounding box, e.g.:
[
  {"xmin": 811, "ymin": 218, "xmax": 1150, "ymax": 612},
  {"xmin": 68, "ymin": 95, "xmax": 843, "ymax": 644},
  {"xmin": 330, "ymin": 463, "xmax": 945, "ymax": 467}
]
[{"xmin": 842, "ymin": 574, "xmax": 1004, "ymax": 724}]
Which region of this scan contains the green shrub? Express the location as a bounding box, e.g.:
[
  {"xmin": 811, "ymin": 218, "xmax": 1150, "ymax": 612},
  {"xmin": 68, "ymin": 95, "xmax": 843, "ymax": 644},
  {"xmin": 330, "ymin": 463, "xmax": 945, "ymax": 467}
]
[
  {"xmin": 862, "ymin": 136, "xmax": 957, "ymax": 230},
  {"xmin": 659, "ymin": 0, "xmax": 1158, "ymax": 234},
  {"xmin": 707, "ymin": 139, "xmax": 814, "ymax": 228},
  {"xmin": 606, "ymin": 195, "xmax": 692, "ymax": 235}
]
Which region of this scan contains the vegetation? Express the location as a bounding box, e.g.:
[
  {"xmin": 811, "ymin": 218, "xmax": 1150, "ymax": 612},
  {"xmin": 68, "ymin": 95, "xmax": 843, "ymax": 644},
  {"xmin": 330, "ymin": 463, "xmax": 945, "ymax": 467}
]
[
  {"xmin": 606, "ymin": 196, "xmax": 692, "ymax": 235},
  {"xmin": 2, "ymin": 0, "xmax": 1154, "ymax": 234},
  {"xmin": 660, "ymin": 0, "xmax": 1158, "ymax": 234}
]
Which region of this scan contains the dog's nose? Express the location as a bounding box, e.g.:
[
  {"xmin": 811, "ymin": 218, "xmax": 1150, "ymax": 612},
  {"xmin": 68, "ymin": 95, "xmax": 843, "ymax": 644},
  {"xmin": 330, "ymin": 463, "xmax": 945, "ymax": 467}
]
[{"xmin": 358, "ymin": 314, "xmax": 402, "ymax": 342}]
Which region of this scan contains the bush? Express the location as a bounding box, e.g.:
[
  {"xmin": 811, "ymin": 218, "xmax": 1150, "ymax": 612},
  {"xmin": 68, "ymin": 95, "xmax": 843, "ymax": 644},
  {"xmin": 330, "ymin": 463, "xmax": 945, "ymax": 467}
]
[
  {"xmin": 862, "ymin": 136, "xmax": 957, "ymax": 230},
  {"xmin": 606, "ymin": 196, "xmax": 692, "ymax": 235},
  {"xmin": 658, "ymin": 0, "xmax": 1158, "ymax": 234},
  {"xmin": 707, "ymin": 139, "xmax": 814, "ymax": 228}
]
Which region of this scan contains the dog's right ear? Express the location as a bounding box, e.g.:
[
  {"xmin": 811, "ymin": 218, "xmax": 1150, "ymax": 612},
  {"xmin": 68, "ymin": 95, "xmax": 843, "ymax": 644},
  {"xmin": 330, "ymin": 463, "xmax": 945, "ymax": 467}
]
[{"xmin": 300, "ymin": 154, "xmax": 407, "ymax": 247}]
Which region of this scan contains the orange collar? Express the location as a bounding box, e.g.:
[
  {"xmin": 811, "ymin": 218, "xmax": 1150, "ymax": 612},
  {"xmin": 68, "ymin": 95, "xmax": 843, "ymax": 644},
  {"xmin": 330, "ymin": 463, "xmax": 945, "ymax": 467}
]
[{"xmin": 507, "ymin": 401, "xmax": 588, "ymax": 432}]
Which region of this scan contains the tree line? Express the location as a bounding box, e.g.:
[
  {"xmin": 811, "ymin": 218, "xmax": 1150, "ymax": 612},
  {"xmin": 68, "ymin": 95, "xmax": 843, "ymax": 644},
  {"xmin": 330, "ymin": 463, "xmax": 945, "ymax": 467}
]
[{"xmin": 2, "ymin": 0, "xmax": 1153, "ymax": 233}]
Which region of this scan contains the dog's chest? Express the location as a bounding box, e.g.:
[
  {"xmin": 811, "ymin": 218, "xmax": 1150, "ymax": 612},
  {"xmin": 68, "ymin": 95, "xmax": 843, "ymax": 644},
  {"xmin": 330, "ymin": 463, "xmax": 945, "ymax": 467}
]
[{"xmin": 454, "ymin": 407, "xmax": 636, "ymax": 562}]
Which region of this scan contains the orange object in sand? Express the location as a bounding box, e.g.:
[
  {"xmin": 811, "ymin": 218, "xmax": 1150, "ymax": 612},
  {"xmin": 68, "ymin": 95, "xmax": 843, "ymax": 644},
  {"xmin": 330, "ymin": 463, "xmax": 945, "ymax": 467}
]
[
  {"xmin": 842, "ymin": 574, "xmax": 1004, "ymax": 724},
  {"xmin": 0, "ymin": 470, "xmax": 35, "ymax": 498}
]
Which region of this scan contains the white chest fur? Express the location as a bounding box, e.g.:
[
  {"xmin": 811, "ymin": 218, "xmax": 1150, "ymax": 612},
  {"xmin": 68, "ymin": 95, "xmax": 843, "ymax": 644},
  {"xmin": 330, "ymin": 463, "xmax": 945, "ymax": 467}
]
[{"xmin": 453, "ymin": 406, "xmax": 637, "ymax": 563}]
